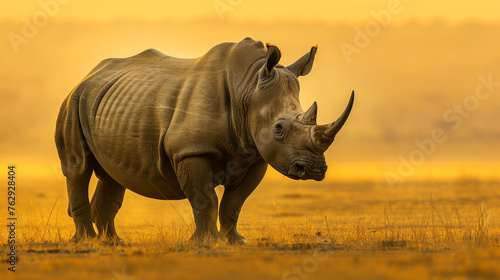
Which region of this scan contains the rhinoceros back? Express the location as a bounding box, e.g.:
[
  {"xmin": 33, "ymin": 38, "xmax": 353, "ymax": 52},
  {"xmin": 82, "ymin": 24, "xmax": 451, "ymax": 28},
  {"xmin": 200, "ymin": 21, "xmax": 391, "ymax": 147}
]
[
  {"xmin": 57, "ymin": 41, "xmax": 262, "ymax": 199},
  {"xmin": 66, "ymin": 49, "xmax": 223, "ymax": 199}
]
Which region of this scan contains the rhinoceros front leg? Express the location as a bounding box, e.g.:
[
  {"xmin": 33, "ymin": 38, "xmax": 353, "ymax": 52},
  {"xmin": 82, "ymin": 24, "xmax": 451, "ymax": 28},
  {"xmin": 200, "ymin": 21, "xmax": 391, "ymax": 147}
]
[
  {"xmin": 90, "ymin": 178, "xmax": 126, "ymax": 243},
  {"xmin": 219, "ymin": 160, "xmax": 267, "ymax": 244},
  {"xmin": 177, "ymin": 157, "xmax": 219, "ymax": 242}
]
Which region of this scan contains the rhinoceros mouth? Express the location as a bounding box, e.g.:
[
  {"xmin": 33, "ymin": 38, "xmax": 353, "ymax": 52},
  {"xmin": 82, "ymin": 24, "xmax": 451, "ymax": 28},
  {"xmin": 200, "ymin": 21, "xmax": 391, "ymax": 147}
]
[{"xmin": 288, "ymin": 160, "xmax": 327, "ymax": 181}]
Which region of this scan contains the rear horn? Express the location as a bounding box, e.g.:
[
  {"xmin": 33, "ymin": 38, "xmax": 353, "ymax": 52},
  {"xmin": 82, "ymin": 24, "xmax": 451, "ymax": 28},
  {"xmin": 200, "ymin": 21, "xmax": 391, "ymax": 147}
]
[{"xmin": 298, "ymin": 102, "xmax": 317, "ymax": 125}]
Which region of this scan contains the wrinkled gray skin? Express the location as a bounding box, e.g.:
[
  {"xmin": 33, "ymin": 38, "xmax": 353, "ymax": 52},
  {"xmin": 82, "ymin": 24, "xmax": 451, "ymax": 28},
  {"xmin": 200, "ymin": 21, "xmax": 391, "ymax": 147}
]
[{"xmin": 55, "ymin": 37, "xmax": 354, "ymax": 244}]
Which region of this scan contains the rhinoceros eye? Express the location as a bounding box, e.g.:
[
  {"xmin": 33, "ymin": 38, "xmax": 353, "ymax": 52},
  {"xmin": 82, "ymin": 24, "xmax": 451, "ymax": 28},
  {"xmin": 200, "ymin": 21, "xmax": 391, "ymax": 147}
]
[
  {"xmin": 274, "ymin": 123, "xmax": 284, "ymax": 135},
  {"xmin": 274, "ymin": 123, "xmax": 285, "ymax": 139},
  {"xmin": 273, "ymin": 120, "xmax": 288, "ymax": 139}
]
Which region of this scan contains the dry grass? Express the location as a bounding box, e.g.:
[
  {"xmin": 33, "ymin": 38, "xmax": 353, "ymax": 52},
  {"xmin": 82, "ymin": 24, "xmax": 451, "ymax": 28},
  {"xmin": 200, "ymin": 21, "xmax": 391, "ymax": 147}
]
[
  {"xmin": 13, "ymin": 197, "xmax": 497, "ymax": 252},
  {"xmin": 1, "ymin": 178, "xmax": 500, "ymax": 279}
]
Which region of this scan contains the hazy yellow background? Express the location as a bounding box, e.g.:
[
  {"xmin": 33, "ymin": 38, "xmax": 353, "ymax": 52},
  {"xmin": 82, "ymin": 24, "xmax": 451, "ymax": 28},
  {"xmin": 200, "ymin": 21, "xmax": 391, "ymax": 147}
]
[
  {"xmin": 2, "ymin": 0, "xmax": 500, "ymax": 23},
  {"xmin": 1, "ymin": 0, "xmax": 500, "ymax": 182}
]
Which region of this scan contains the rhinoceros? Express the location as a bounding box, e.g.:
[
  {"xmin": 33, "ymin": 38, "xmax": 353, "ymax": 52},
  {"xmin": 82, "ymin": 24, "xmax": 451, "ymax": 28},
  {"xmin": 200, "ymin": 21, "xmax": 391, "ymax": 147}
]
[{"xmin": 55, "ymin": 37, "xmax": 354, "ymax": 244}]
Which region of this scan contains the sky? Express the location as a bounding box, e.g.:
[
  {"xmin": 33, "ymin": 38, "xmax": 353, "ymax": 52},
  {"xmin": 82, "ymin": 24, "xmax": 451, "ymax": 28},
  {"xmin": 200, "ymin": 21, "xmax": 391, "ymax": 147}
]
[
  {"xmin": 1, "ymin": 0, "xmax": 500, "ymax": 23},
  {"xmin": 1, "ymin": 1, "xmax": 500, "ymax": 182}
]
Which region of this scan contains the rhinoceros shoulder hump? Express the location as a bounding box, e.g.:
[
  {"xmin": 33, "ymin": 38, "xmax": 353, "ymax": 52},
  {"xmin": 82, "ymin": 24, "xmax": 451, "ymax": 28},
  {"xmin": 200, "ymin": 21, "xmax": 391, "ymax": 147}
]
[{"xmin": 134, "ymin": 48, "xmax": 168, "ymax": 58}]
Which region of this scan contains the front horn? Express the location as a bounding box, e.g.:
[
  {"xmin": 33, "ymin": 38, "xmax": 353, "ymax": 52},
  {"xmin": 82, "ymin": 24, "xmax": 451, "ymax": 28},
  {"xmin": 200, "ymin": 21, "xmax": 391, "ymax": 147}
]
[
  {"xmin": 311, "ymin": 91, "xmax": 354, "ymax": 152},
  {"xmin": 325, "ymin": 90, "xmax": 355, "ymax": 139}
]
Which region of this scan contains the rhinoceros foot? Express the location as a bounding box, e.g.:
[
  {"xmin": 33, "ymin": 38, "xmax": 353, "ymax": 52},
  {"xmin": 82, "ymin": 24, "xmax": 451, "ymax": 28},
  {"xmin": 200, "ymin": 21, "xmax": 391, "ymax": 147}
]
[
  {"xmin": 100, "ymin": 236, "xmax": 126, "ymax": 246},
  {"xmin": 69, "ymin": 231, "xmax": 97, "ymax": 243},
  {"xmin": 189, "ymin": 229, "xmax": 219, "ymax": 245},
  {"xmin": 221, "ymin": 228, "xmax": 247, "ymax": 245},
  {"xmin": 226, "ymin": 234, "xmax": 247, "ymax": 245}
]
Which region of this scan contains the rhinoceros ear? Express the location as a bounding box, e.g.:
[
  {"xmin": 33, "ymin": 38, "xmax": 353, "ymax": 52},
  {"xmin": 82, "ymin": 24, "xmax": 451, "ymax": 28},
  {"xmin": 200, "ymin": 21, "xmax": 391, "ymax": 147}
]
[
  {"xmin": 264, "ymin": 44, "xmax": 281, "ymax": 76},
  {"xmin": 287, "ymin": 45, "xmax": 317, "ymax": 77}
]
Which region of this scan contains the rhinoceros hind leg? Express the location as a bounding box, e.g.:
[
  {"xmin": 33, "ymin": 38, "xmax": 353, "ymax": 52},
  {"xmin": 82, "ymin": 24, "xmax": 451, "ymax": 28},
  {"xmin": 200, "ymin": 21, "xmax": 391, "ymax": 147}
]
[
  {"xmin": 67, "ymin": 176, "xmax": 97, "ymax": 243},
  {"xmin": 90, "ymin": 178, "xmax": 126, "ymax": 243}
]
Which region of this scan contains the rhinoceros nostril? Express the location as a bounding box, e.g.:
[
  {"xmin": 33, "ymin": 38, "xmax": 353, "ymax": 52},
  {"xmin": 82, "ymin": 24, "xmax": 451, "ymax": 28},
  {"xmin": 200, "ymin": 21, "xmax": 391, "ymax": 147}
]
[{"xmin": 290, "ymin": 163, "xmax": 306, "ymax": 177}]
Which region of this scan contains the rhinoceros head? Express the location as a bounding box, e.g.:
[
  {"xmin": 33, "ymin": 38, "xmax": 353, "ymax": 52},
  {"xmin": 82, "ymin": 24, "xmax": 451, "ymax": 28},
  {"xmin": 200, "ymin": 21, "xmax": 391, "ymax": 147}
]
[{"xmin": 248, "ymin": 44, "xmax": 354, "ymax": 181}]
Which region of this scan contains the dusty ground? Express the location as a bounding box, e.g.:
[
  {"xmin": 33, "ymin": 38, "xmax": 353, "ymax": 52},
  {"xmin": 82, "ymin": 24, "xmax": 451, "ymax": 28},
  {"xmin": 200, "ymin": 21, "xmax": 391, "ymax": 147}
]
[{"xmin": 1, "ymin": 176, "xmax": 500, "ymax": 279}]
